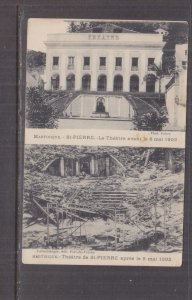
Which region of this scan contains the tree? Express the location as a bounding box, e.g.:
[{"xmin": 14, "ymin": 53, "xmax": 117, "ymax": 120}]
[
  {"xmin": 26, "ymin": 50, "xmax": 46, "ymax": 70},
  {"xmin": 26, "ymin": 87, "xmax": 58, "ymax": 128},
  {"xmin": 133, "ymin": 110, "xmax": 168, "ymax": 131}
]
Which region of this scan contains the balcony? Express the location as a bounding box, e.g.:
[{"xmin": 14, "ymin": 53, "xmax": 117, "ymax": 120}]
[
  {"xmin": 115, "ymin": 66, "xmax": 122, "ymax": 71},
  {"xmin": 99, "ymin": 65, "xmax": 106, "ymax": 70},
  {"xmin": 68, "ymin": 65, "xmax": 74, "ymax": 70},
  {"xmin": 83, "ymin": 65, "xmax": 90, "ymax": 70},
  {"xmin": 52, "ymin": 65, "xmax": 59, "ymax": 70},
  {"xmin": 147, "ymin": 65, "xmax": 156, "ymax": 71},
  {"xmin": 131, "ymin": 66, "xmax": 138, "ymax": 71}
]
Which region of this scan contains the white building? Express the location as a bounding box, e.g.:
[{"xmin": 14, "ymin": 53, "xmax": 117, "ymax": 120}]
[
  {"xmin": 165, "ymin": 44, "xmax": 188, "ymax": 130},
  {"xmin": 44, "ymin": 24, "xmax": 165, "ymax": 120}
]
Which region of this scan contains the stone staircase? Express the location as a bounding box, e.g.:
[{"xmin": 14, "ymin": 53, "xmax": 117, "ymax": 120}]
[{"xmin": 45, "ymin": 90, "xmax": 165, "ymax": 118}]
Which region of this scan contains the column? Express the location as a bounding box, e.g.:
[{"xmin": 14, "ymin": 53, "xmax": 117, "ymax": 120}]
[
  {"xmin": 105, "ymin": 156, "xmax": 110, "ymax": 176},
  {"xmin": 91, "ymin": 52, "xmax": 97, "ymax": 91},
  {"xmin": 44, "ymin": 52, "xmax": 52, "ymax": 90},
  {"xmin": 75, "ymin": 52, "xmax": 82, "ymax": 90},
  {"xmin": 60, "ymin": 53, "xmax": 66, "ymax": 90},
  {"xmin": 75, "ymin": 160, "xmax": 80, "ymax": 176},
  {"xmin": 107, "ymin": 52, "xmax": 114, "ymax": 91},
  {"xmin": 140, "ymin": 52, "xmax": 146, "ymax": 92},
  {"xmin": 90, "ymin": 156, "xmax": 95, "ymax": 176},
  {"xmin": 60, "ymin": 157, "xmax": 65, "ymax": 177},
  {"xmin": 123, "ymin": 52, "xmax": 129, "ymax": 92}
]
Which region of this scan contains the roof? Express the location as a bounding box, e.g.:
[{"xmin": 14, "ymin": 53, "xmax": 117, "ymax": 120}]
[{"xmin": 82, "ymin": 23, "xmax": 139, "ymax": 34}]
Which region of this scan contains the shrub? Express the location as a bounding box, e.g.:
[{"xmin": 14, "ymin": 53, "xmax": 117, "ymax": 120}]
[
  {"xmin": 26, "ymin": 87, "xmax": 58, "ymax": 128},
  {"xmin": 133, "ymin": 110, "xmax": 168, "ymax": 131}
]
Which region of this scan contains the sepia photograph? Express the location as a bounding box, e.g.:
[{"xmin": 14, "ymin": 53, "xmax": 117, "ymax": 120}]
[
  {"xmin": 25, "ymin": 19, "xmax": 188, "ymax": 131},
  {"xmin": 22, "ymin": 145, "xmax": 185, "ymax": 257}
]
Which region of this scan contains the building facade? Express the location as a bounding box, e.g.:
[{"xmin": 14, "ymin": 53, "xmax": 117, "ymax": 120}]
[
  {"xmin": 44, "ymin": 24, "xmax": 166, "ymax": 120},
  {"xmin": 44, "ymin": 25, "xmax": 165, "ymax": 94},
  {"xmin": 165, "ymin": 44, "xmax": 188, "ymax": 130}
]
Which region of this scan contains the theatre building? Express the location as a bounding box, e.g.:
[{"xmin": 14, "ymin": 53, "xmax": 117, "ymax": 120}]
[{"xmin": 44, "ymin": 24, "xmax": 165, "ymax": 120}]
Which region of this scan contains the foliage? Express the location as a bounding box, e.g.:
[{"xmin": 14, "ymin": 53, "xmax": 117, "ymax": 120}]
[
  {"xmin": 26, "ymin": 87, "xmax": 58, "ymax": 128},
  {"xmin": 68, "ymin": 21, "xmax": 160, "ymax": 33},
  {"xmin": 133, "ymin": 110, "xmax": 168, "ymax": 131},
  {"xmin": 26, "ymin": 50, "xmax": 46, "ymax": 69},
  {"xmin": 67, "ymin": 21, "xmax": 188, "ymax": 76}
]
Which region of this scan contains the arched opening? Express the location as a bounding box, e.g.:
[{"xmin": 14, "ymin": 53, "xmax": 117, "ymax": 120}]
[
  {"xmin": 66, "ymin": 74, "xmax": 75, "ymax": 90},
  {"xmin": 96, "ymin": 97, "xmax": 106, "ymax": 113},
  {"xmin": 113, "ymin": 75, "xmax": 123, "ymax": 92},
  {"xmin": 82, "ymin": 74, "xmax": 91, "ymax": 91},
  {"xmin": 51, "ymin": 74, "xmax": 60, "ymax": 90},
  {"xmin": 130, "ymin": 75, "xmax": 139, "ymax": 92},
  {"xmin": 146, "ymin": 74, "xmax": 156, "ymax": 93},
  {"xmin": 97, "ymin": 75, "xmax": 107, "ymax": 91}
]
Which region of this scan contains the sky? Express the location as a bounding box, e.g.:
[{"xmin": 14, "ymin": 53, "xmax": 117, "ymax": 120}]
[
  {"xmin": 27, "ymin": 19, "xmax": 186, "ymax": 52},
  {"xmin": 27, "ymin": 19, "xmax": 69, "ymax": 52}
]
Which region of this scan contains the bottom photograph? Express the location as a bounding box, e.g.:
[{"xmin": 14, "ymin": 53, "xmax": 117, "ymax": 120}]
[
  {"xmin": 23, "ymin": 145, "xmax": 184, "ymax": 252},
  {"xmin": 22, "ymin": 145, "xmax": 185, "ymax": 266}
]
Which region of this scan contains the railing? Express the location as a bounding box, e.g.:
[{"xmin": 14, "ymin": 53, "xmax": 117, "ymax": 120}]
[
  {"xmin": 131, "ymin": 66, "xmax": 139, "ymax": 71},
  {"xmin": 165, "ymin": 76, "xmax": 176, "ymax": 90},
  {"xmin": 52, "ymin": 65, "xmax": 59, "ymax": 70},
  {"xmin": 67, "ymin": 65, "xmax": 74, "ymax": 70},
  {"xmin": 83, "ymin": 65, "xmax": 90, "ymax": 70},
  {"xmin": 115, "ymin": 66, "xmax": 122, "ymax": 71},
  {"xmin": 147, "ymin": 65, "xmax": 155, "ymax": 71},
  {"xmin": 99, "ymin": 65, "xmax": 106, "ymax": 70}
]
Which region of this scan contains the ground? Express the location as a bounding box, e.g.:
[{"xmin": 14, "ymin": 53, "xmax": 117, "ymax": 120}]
[{"xmin": 22, "ymin": 146, "xmax": 185, "ymax": 253}]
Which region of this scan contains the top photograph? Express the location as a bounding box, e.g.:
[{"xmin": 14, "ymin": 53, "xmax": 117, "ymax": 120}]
[{"xmin": 25, "ymin": 19, "xmax": 188, "ymax": 131}]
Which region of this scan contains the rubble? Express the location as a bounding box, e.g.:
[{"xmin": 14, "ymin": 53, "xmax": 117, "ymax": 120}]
[{"xmin": 23, "ymin": 145, "xmax": 185, "ymax": 253}]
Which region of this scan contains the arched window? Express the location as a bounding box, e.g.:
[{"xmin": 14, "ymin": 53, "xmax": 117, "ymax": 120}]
[
  {"xmin": 51, "ymin": 74, "xmax": 60, "ymax": 90},
  {"xmin": 82, "ymin": 74, "xmax": 91, "ymax": 91},
  {"xmin": 146, "ymin": 74, "xmax": 156, "ymax": 93},
  {"xmin": 66, "ymin": 74, "xmax": 75, "ymax": 90},
  {"xmin": 113, "ymin": 75, "xmax": 123, "ymax": 91},
  {"xmin": 130, "ymin": 75, "xmax": 139, "ymax": 92},
  {"xmin": 97, "ymin": 75, "xmax": 107, "ymax": 91}
]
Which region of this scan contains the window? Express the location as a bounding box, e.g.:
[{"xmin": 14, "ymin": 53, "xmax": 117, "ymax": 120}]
[
  {"xmin": 115, "ymin": 57, "xmax": 122, "ymax": 70},
  {"xmin": 52, "ymin": 57, "xmax": 59, "ymax": 69},
  {"xmin": 148, "ymin": 58, "xmax": 155, "ymax": 66},
  {"xmin": 84, "ymin": 57, "xmax": 90, "ymax": 66},
  {"xmin": 97, "ymin": 75, "xmax": 107, "ymax": 91},
  {"xmin": 83, "ymin": 57, "xmax": 90, "ymax": 69},
  {"xmin": 100, "ymin": 57, "xmax": 106, "ymax": 66},
  {"xmin": 185, "ymin": 50, "xmax": 188, "ymax": 57},
  {"xmin": 116, "ymin": 57, "xmax": 122, "ymax": 66},
  {"xmin": 130, "ymin": 75, "xmax": 139, "ymax": 92},
  {"xmin": 99, "ymin": 57, "xmax": 106, "ymax": 69},
  {"xmin": 148, "ymin": 58, "xmax": 155, "ymax": 71},
  {"xmin": 182, "ymin": 61, "xmax": 187, "ymax": 70},
  {"xmin": 131, "ymin": 57, "xmax": 138, "ymax": 70},
  {"xmin": 113, "ymin": 75, "xmax": 123, "ymax": 91},
  {"xmin": 51, "ymin": 74, "xmax": 60, "ymax": 90},
  {"xmin": 53, "ymin": 56, "xmax": 59, "ymax": 66},
  {"xmin": 68, "ymin": 56, "xmax": 74, "ymax": 69}
]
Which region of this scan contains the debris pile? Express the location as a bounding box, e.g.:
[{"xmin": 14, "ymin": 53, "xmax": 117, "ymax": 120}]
[{"xmin": 23, "ymin": 145, "xmax": 185, "ymax": 253}]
